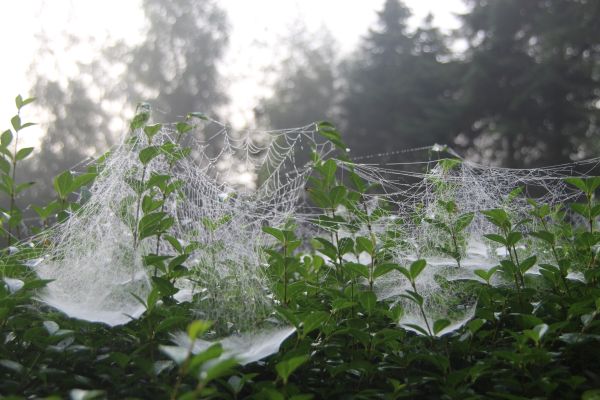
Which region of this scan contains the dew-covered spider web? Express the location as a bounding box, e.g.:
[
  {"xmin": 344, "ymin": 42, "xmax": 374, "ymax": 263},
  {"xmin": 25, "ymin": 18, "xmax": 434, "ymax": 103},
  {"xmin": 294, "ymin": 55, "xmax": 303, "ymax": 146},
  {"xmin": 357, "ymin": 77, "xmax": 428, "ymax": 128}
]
[
  {"xmin": 34, "ymin": 118, "xmax": 334, "ymax": 329},
  {"xmin": 329, "ymin": 148, "xmax": 600, "ymax": 335},
  {"xmin": 29, "ymin": 114, "xmax": 599, "ymax": 343}
]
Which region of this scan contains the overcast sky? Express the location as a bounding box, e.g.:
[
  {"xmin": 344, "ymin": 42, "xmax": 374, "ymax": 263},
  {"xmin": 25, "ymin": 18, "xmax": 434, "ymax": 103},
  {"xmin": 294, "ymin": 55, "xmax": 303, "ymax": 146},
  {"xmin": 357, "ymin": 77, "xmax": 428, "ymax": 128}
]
[{"xmin": 0, "ymin": 0, "xmax": 465, "ymax": 145}]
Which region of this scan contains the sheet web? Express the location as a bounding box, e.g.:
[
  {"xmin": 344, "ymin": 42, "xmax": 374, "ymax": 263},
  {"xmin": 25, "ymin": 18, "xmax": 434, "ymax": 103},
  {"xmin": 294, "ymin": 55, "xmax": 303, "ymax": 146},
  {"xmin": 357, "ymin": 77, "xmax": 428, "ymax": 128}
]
[
  {"xmin": 31, "ymin": 117, "xmax": 599, "ymax": 341},
  {"xmin": 332, "ymin": 149, "xmax": 600, "ymax": 335},
  {"xmin": 34, "ymin": 119, "xmax": 333, "ymax": 329}
]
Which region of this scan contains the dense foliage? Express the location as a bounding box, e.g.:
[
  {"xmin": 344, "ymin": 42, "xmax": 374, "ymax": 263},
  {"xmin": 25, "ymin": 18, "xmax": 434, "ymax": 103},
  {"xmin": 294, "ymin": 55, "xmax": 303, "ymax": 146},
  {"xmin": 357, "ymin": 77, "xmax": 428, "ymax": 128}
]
[{"xmin": 0, "ymin": 99, "xmax": 599, "ymax": 399}]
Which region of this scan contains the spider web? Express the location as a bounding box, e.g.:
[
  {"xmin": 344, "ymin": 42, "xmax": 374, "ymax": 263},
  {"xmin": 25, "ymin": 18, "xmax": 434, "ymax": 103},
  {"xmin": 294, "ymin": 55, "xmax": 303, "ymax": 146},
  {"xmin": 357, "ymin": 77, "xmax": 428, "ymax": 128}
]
[
  {"xmin": 30, "ymin": 117, "xmax": 599, "ymax": 340},
  {"xmin": 34, "ymin": 118, "xmax": 333, "ymax": 328},
  {"xmin": 333, "ymin": 148, "xmax": 600, "ymax": 335}
]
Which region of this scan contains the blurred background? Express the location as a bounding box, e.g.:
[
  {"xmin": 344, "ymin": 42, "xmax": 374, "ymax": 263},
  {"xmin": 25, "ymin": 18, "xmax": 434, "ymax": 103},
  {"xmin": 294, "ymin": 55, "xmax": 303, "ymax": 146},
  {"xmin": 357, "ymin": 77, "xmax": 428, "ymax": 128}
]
[{"xmin": 1, "ymin": 0, "xmax": 599, "ymax": 204}]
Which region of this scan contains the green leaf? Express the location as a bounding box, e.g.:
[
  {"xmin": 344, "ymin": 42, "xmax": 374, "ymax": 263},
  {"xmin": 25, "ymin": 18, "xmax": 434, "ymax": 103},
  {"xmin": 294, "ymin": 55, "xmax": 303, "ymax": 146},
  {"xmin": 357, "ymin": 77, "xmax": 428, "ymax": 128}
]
[
  {"xmin": 262, "ymin": 226, "xmax": 285, "ymax": 242},
  {"xmin": 524, "ymin": 323, "xmax": 549, "ymax": 344},
  {"xmin": 143, "ymin": 123, "xmax": 162, "ymax": 141},
  {"xmin": 329, "ymin": 185, "xmax": 347, "ymax": 207},
  {"xmin": 467, "ymin": 318, "xmax": 486, "ymax": 333},
  {"xmin": 139, "ymin": 146, "xmax": 161, "ymax": 165},
  {"xmin": 565, "ymin": 177, "xmax": 588, "ymax": 193},
  {"xmin": 53, "ymin": 170, "xmax": 73, "ymax": 199},
  {"xmin": 582, "ymin": 389, "xmax": 600, "ymax": 400},
  {"xmin": 474, "ymin": 266, "xmax": 498, "ymax": 283},
  {"xmin": 138, "ymin": 212, "xmax": 173, "ymax": 240},
  {"xmin": 440, "ymin": 199, "xmax": 457, "ymax": 213},
  {"xmin": 433, "ymin": 319, "xmax": 451, "ymax": 335},
  {"xmin": 21, "ymin": 279, "xmax": 53, "ymax": 291},
  {"xmin": 163, "ymin": 234, "xmax": 183, "ymax": 253},
  {"xmin": 482, "ymin": 208, "xmax": 510, "ymax": 228},
  {"xmin": 374, "ymin": 263, "xmax": 397, "ymax": 279},
  {"xmin": 1, "ymin": 130, "xmax": 12, "ymax": 147},
  {"xmin": 307, "ymin": 187, "xmax": 329, "ymax": 209},
  {"xmin": 409, "ymin": 259, "xmax": 427, "ymax": 280},
  {"xmin": 187, "ymin": 112, "xmax": 208, "ymax": 120},
  {"xmin": 201, "ymin": 357, "xmax": 238, "ymax": 384},
  {"xmin": 313, "ymin": 237, "xmax": 337, "ymax": 260},
  {"xmin": 425, "ymin": 218, "xmax": 450, "ymax": 233},
  {"xmin": 317, "ymin": 121, "xmax": 346, "ymax": 150},
  {"xmin": 438, "ymin": 158, "xmax": 461, "ymax": 171},
  {"xmin": 277, "ymin": 307, "xmax": 301, "ymax": 328},
  {"xmin": 15, "ymin": 95, "xmax": 35, "ymax": 110},
  {"xmin": 321, "ymin": 159, "xmax": 337, "ymax": 184},
  {"xmin": 454, "ymin": 212, "xmax": 474, "ymax": 232},
  {"xmin": 356, "ymin": 236, "xmax": 374, "ymax": 254},
  {"xmin": 142, "ymin": 195, "xmax": 163, "ymax": 213},
  {"xmin": 519, "ymin": 255, "xmax": 537, "ymax": 273},
  {"xmin": 138, "ymin": 211, "xmax": 174, "ymax": 240},
  {"xmin": 146, "ymin": 173, "xmax": 170, "ymax": 190},
  {"xmin": 176, "ymin": 122, "xmax": 193, "ymax": 134},
  {"xmin": 506, "ymin": 231, "xmax": 523, "ymax": 247},
  {"xmin": 586, "ymin": 177, "xmax": 600, "ymax": 193},
  {"xmin": 168, "ymin": 254, "xmax": 189, "ymax": 270},
  {"xmin": 156, "ymin": 316, "xmax": 188, "ymax": 333},
  {"xmin": 358, "ymin": 290, "xmax": 377, "ymax": 313},
  {"xmin": 396, "ymin": 266, "xmax": 412, "ymax": 282},
  {"xmin": 499, "ymin": 259, "xmax": 518, "ymax": 274},
  {"xmin": 275, "ymin": 355, "xmax": 309, "ymax": 384},
  {"xmin": 337, "ymin": 237, "xmax": 354, "ymax": 255},
  {"xmin": 345, "ymin": 262, "xmax": 369, "ymax": 279},
  {"xmin": 151, "ymin": 276, "xmax": 178, "ymax": 297},
  {"xmin": 0, "ymin": 359, "xmax": 24, "ymax": 373},
  {"xmin": 349, "ymin": 170, "xmax": 367, "ymax": 192},
  {"xmin": 71, "ymin": 173, "xmax": 97, "ymax": 191},
  {"xmin": 130, "ymin": 105, "xmax": 150, "ymax": 130},
  {"xmin": 10, "ymin": 115, "xmax": 21, "ymax": 131},
  {"xmin": 401, "ymin": 290, "xmax": 424, "ymax": 306},
  {"xmin": 484, "ymin": 233, "xmax": 507, "ymax": 246},
  {"xmin": 19, "ymin": 122, "xmax": 35, "ymax": 130},
  {"xmin": 301, "ymin": 311, "xmax": 329, "ymax": 337},
  {"xmin": 530, "ymin": 230, "xmax": 555, "ymax": 245},
  {"xmin": 571, "ymin": 203, "xmax": 589, "ymax": 218},
  {"xmin": 188, "ymin": 320, "xmax": 212, "ymax": 340},
  {"xmin": 507, "ymin": 186, "xmax": 524, "ymax": 202},
  {"xmin": 402, "ymin": 323, "xmax": 430, "ymax": 336},
  {"xmin": 15, "ymin": 181, "xmax": 34, "ymax": 194},
  {"xmin": 15, "ymin": 147, "xmax": 34, "ymax": 161},
  {"xmin": 0, "ymin": 157, "xmax": 11, "ymax": 174},
  {"xmin": 32, "ymin": 201, "xmax": 60, "ymax": 219}
]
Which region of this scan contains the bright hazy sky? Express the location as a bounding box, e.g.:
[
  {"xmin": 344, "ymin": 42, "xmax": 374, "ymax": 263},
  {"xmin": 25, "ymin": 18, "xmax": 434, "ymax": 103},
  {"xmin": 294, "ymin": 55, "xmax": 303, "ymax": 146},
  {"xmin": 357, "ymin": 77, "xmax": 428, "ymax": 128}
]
[{"xmin": 0, "ymin": 0, "xmax": 465, "ymax": 146}]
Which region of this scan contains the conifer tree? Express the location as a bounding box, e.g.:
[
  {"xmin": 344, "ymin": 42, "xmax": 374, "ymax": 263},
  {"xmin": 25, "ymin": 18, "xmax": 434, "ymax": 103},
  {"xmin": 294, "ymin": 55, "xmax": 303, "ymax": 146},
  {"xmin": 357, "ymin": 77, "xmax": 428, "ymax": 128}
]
[{"xmin": 340, "ymin": 0, "xmax": 457, "ymax": 157}]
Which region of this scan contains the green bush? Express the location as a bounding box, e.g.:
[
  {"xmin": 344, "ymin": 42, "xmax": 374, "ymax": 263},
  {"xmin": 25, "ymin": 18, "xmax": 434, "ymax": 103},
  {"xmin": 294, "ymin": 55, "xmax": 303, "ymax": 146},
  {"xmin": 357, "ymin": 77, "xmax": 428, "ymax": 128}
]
[{"xmin": 0, "ymin": 99, "xmax": 599, "ymax": 399}]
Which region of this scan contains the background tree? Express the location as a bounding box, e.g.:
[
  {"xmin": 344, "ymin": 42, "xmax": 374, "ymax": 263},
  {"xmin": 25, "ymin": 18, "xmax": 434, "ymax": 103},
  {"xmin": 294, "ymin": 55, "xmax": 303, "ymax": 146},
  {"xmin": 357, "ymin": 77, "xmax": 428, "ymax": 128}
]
[
  {"xmin": 339, "ymin": 0, "xmax": 458, "ymax": 158},
  {"xmin": 256, "ymin": 25, "xmax": 338, "ymax": 130},
  {"xmin": 26, "ymin": 0, "xmax": 230, "ymax": 204},
  {"xmin": 457, "ymin": 0, "xmax": 600, "ymax": 167},
  {"xmin": 115, "ymin": 0, "xmax": 229, "ymax": 122}
]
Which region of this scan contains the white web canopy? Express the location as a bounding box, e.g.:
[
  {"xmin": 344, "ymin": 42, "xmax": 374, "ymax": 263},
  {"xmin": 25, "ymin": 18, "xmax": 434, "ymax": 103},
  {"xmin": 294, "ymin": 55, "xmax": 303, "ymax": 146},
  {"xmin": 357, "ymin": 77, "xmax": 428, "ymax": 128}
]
[
  {"xmin": 30, "ymin": 114, "xmax": 599, "ymax": 340},
  {"xmin": 334, "ymin": 151, "xmax": 600, "ymax": 335},
  {"xmin": 35, "ymin": 118, "xmax": 333, "ymax": 328}
]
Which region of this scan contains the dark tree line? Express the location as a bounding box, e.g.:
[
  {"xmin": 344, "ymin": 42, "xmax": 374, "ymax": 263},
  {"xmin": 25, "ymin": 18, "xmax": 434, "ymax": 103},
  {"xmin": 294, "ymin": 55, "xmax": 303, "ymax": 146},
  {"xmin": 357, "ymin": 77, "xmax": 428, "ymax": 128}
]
[
  {"xmin": 24, "ymin": 0, "xmax": 228, "ymax": 205},
  {"xmin": 23, "ymin": 0, "xmax": 600, "ymax": 205},
  {"xmin": 260, "ymin": 0, "xmax": 600, "ymax": 166}
]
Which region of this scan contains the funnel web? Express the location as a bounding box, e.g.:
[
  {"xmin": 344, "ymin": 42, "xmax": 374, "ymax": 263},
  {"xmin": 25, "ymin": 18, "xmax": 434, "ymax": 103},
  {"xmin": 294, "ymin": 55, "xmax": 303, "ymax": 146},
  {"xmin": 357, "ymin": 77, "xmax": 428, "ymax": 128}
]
[
  {"xmin": 31, "ymin": 118, "xmax": 599, "ymax": 341},
  {"xmin": 35, "ymin": 119, "xmax": 333, "ymax": 330},
  {"xmin": 334, "ymin": 150, "xmax": 600, "ymax": 335}
]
